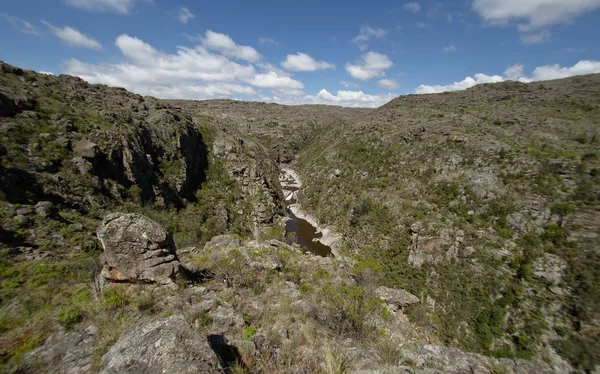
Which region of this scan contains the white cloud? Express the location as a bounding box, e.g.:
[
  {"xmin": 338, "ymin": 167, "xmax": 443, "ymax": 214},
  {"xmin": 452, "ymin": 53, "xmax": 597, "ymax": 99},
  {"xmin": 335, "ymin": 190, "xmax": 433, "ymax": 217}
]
[
  {"xmin": 265, "ymin": 89, "xmax": 395, "ymax": 107},
  {"xmin": 246, "ymin": 71, "xmax": 304, "ymax": 90},
  {"xmin": 42, "ymin": 20, "xmax": 102, "ymax": 50},
  {"xmin": 416, "ymin": 22, "xmax": 430, "ymax": 28},
  {"xmin": 351, "ymin": 25, "xmax": 387, "ymax": 50},
  {"xmin": 312, "ymin": 89, "xmax": 396, "ymax": 107},
  {"xmin": 345, "ymin": 52, "xmax": 393, "ymax": 81},
  {"xmin": 415, "ymin": 73, "xmax": 504, "ymax": 94},
  {"xmin": 504, "ymin": 63, "xmax": 525, "ymax": 80},
  {"xmin": 404, "ymin": 2, "xmax": 421, "ymax": 12},
  {"xmin": 521, "ymin": 30, "xmax": 551, "ymax": 44},
  {"xmin": 340, "ymin": 80, "xmax": 359, "ymax": 88},
  {"xmin": 38, "ymin": 71, "xmax": 55, "ymax": 75},
  {"xmin": 59, "ymin": 31, "xmax": 400, "ymax": 108},
  {"xmin": 531, "ymin": 60, "xmax": 600, "ymax": 80},
  {"xmin": 0, "ymin": 13, "xmax": 41, "ymax": 35},
  {"xmin": 378, "ymin": 78, "xmax": 400, "ymax": 89},
  {"xmin": 472, "ymin": 0, "xmax": 600, "ymax": 44},
  {"xmin": 201, "ymin": 30, "xmax": 261, "ymax": 62},
  {"xmin": 63, "ymin": 0, "xmax": 138, "ymax": 14},
  {"xmin": 64, "ymin": 33, "xmax": 307, "ymax": 101},
  {"xmin": 177, "ymin": 7, "xmax": 194, "ymax": 24},
  {"xmin": 258, "ymin": 37, "xmax": 277, "ymax": 45},
  {"xmin": 473, "ymin": 0, "xmax": 600, "ymax": 31},
  {"xmin": 281, "ymin": 53, "xmax": 334, "ymax": 72},
  {"xmin": 415, "ymin": 60, "xmax": 600, "ymax": 94},
  {"xmin": 443, "ymin": 45, "xmax": 457, "ymax": 52}
]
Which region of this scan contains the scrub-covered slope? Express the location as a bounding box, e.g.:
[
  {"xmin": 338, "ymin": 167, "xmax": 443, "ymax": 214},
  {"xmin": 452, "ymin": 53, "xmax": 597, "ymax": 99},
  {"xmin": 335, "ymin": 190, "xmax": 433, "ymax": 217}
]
[{"xmin": 295, "ymin": 75, "xmax": 600, "ymax": 371}]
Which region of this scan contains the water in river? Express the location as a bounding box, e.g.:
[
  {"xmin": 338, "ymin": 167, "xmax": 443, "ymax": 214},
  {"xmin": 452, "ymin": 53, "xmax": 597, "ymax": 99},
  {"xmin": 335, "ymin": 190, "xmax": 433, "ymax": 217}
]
[{"xmin": 280, "ymin": 169, "xmax": 332, "ymax": 257}]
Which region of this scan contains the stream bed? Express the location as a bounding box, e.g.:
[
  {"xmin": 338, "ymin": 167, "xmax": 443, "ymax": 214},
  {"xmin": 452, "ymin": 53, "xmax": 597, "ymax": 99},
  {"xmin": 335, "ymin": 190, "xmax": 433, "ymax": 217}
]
[{"xmin": 279, "ymin": 168, "xmax": 333, "ymax": 257}]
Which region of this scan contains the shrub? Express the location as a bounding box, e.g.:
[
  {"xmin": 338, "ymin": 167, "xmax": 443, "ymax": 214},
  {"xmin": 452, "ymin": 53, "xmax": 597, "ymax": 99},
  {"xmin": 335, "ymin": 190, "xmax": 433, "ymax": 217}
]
[
  {"xmin": 100, "ymin": 288, "xmax": 131, "ymax": 310},
  {"xmin": 316, "ymin": 283, "xmax": 381, "ymax": 338},
  {"xmin": 58, "ymin": 306, "xmax": 85, "ymax": 329},
  {"xmin": 242, "ymin": 326, "xmax": 257, "ymax": 340},
  {"xmin": 542, "ymin": 225, "xmax": 569, "ymax": 246},
  {"xmin": 376, "ymin": 338, "xmax": 404, "ymax": 365},
  {"xmin": 324, "ymin": 346, "xmax": 352, "ymax": 374},
  {"xmin": 134, "ymin": 292, "xmax": 154, "ymax": 312}
]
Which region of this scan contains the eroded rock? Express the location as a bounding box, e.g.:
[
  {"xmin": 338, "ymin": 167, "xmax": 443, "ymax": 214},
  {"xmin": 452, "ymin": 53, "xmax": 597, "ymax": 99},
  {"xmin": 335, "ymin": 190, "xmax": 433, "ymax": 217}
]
[
  {"xmin": 376, "ymin": 286, "xmax": 420, "ymax": 307},
  {"xmin": 96, "ymin": 213, "xmax": 182, "ymax": 287},
  {"xmin": 100, "ymin": 315, "xmax": 221, "ymax": 374}
]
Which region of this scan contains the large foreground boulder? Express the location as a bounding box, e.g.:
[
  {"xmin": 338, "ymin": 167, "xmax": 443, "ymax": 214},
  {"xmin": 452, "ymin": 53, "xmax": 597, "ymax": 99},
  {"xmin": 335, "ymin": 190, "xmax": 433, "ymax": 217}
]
[
  {"xmin": 100, "ymin": 315, "xmax": 221, "ymax": 374},
  {"xmin": 97, "ymin": 213, "xmax": 182, "ymax": 286}
]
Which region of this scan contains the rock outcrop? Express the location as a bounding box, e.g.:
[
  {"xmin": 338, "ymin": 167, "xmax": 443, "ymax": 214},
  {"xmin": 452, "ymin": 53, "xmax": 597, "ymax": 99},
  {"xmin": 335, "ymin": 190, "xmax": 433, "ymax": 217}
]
[
  {"xmin": 375, "ymin": 286, "xmax": 420, "ymax": 308},
  {"xmin": 99, "ymin": 315, "xmax": 221, "ymax": 374},
  {"xmin": 96, "ymin": 213, "xmax": 182, "ymax": 286}
]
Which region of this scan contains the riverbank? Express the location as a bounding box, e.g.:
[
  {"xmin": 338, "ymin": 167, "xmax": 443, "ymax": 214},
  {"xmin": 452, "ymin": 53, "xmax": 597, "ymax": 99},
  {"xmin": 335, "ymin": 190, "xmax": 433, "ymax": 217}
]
[{"xmin": 280, "ymin": 167, "xmax": 342, "ymax": 257}]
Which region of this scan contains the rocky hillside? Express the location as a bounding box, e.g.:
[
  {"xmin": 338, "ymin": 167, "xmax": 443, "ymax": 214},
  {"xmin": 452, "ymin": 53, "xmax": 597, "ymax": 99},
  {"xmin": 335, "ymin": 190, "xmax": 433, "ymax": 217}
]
[
  {"xmin": 295, "ymin": 76, "xmax": 600, "ymax": 371},
  {"xmin": 1, "ymin": 60, "xmax": 599, "ymax": 373}
]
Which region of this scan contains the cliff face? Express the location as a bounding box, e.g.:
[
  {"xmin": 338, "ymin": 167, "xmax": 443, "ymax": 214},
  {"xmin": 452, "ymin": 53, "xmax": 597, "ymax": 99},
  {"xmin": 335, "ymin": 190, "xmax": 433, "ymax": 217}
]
[{"xmin": 0, "ymin": 61, "xmax": 208, "ymax": 210}]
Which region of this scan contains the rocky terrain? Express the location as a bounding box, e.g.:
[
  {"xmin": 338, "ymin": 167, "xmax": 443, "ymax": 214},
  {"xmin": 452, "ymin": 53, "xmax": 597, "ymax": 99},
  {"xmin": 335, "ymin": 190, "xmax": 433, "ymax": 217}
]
[{"xmin": 0, "ymin": 60, "xmax": 599, "ymax": 373}]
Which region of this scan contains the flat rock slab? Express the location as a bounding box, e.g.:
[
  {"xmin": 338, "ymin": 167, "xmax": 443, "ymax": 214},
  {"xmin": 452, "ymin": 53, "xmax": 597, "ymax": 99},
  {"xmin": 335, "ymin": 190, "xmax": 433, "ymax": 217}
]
[
  {"xmin": 376, "ymin": 286, "xmax": 420, "ymax": 307},
  {"xmin": 100, "ymin": 315, "xmax": 221, "ymax": 374}
]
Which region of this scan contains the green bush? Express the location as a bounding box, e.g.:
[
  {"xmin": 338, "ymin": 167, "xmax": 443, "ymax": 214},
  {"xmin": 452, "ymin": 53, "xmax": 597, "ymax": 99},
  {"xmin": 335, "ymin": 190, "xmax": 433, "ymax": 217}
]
[
  {"xmin": 100, "ymin": 288, "xmax": 131, "ymax": 310},
  {"xmin": 316, "ymin": 283, "xmax": 382, "ymax": 338},
  {"xmin": 58, "ymin": 306, "xmax": 85, "ymax": 329},
  {"xmin": 242, "ymin": 326, "xmax": 257, "ymax": 340},
  {"xmin": 542, "ymin": 225, "xmax": 569, "ymax": 246}
]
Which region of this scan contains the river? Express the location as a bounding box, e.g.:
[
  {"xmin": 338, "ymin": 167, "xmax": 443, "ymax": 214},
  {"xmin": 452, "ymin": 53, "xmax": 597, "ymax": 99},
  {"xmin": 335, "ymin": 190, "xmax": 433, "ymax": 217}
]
[{"xmin": 279, "ymin": 168, "xmax": 334, "ymax": 257}]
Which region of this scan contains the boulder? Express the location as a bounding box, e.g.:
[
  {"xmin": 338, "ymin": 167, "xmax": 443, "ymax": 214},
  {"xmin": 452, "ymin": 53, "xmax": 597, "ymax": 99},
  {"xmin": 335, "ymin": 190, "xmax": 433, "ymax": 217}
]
[
  {"xmin": 20, "ymin": 329, "xmax": 95, "ymax": 374},
  {"xmin": 73, "ymin": 139, "xmax": 99, "ymax": 159},
  {"xmin": 100, "ymin": 315, "xmax": 221, "ymax": 374},
  {"xmin": 96, "ymin": 213, "xmax": 182, "ymax": 286},
  {"xmin": 203, "ymin": 234, "xmax": 242, "ymax": 252},
  {"xmin": 375, "ymin": 286, "xmax": 420, "ymax": 307},
  {"xmin": 35, "ymin": 201, "xmax": 57, "ymax": 218}
]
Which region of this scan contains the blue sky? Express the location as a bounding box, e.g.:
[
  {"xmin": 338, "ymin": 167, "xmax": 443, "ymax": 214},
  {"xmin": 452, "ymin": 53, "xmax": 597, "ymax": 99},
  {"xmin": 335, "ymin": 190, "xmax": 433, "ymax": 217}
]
[{"xmin": 1, "ymin": 0, "xmax": 600, "ymax": 107}]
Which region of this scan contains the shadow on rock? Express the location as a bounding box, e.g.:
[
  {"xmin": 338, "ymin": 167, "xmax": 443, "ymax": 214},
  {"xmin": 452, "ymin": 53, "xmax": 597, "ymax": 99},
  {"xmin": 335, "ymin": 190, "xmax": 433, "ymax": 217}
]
[{"xmin": 207, "ymin": 334, "xmax": 245, "ymax": 373}]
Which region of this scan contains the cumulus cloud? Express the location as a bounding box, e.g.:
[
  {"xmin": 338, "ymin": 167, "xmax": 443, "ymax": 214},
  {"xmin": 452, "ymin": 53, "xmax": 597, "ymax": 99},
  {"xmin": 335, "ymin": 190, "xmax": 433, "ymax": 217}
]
[
  {"xmin": 63, "ymin": 33, "xmax": 308, "ymax": 101},
  {"xmin": 201, "ymin": 30, "xmax": 261, "ymax": 62},
  {"xmin": 63, "ymin": 0, "xmax": 138, "ymax": 14},
  {"xmin": 504, "ymin": 63, "xmax": 525, "ymax": 80},
  {"xmin": 340, "ymin": 80, "xmax": 359, "ymax": 88},
  {"xmin": 272, "ymin": 89, "xmax": 396, "ymax": 108},
  {"xmin": 352, "ymin": 25, "xmax": 387, "ymax": 50},
  {"xmin": 42, "ymin": 20, "xmax": 102, "ymax": 50},
  {"xmin": 443, "ymin": 45, "xmax": 457, "ymax": 52},
  {"xmin": 531, "ymin": 60, "xmax": 600, "ymax": 80},
  {"xmin": 404, "ymin": 2, "xmax": 421, "ymax": 12},
  {"xmin": 0, "ymin": 13, "xmax": 41, "ymax": 35},
  {"xmin": 177, "ymin": 7, "xmax": 194, "ymax": 24},
  {"xmin": 416, "ymin": 73, "xmax": 504, "ymax": 94},
  {"xmin": 415, "ymin": 60, "xmax": 600, "ymax": 94},
  {"xmin": 472, "ymin": 0, "xmax": 600, "ymax": 43},
  {"xmin": 246, "ymin": 72, "xmax": 304, "ymax": 90},
  {"xmin": 472, "ymin": 0, "xmax": 600, "ymax": 30},
  {"xmin": 281, "ymin": 53, "xmax": 334, "ymax": 72},
  {"xmin": 378, "ymin": 78, "xmax": 400, "ymax": 89},
  {"xmin": 38, "ymin": 71, "xmax": 55, "ymax": 75},
  {"xmin": 345, "ymin": 52, "xmax": 393, "ymax": 81}
]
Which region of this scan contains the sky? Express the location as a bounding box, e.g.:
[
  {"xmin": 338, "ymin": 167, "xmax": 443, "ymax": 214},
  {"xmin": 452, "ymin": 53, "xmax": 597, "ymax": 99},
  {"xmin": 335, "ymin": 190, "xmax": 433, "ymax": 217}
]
[{"xmin": 1, "ymin": 0, "xmax": 600, "ymax": 108}]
